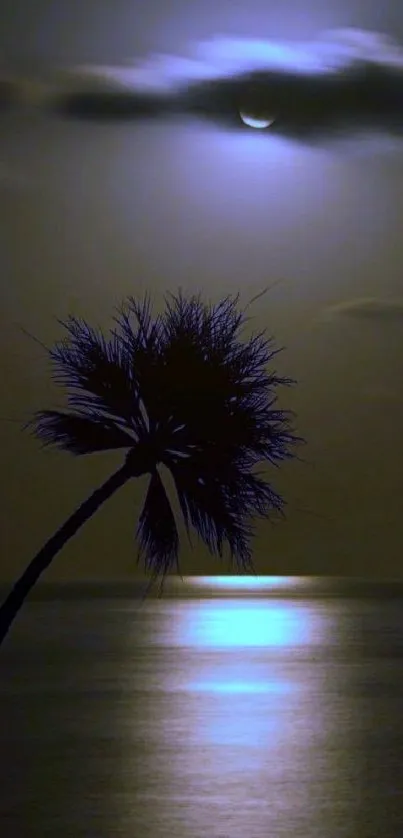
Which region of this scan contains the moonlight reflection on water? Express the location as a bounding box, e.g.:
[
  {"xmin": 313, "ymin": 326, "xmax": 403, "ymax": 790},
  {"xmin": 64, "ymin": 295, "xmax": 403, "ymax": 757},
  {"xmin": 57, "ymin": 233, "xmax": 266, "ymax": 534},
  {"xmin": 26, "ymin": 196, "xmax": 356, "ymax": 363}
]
[{"xmin": 187, "ymin": 575, "xmax": 310, "ymax": 593}]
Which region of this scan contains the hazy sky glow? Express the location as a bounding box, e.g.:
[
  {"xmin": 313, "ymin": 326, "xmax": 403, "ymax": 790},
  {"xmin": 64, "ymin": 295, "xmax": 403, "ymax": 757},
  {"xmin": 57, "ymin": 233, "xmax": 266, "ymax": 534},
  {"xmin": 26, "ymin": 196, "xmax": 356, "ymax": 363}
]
[{"xmin": 1, "ymin": 0, "xmax": 403, "ymax": 580}]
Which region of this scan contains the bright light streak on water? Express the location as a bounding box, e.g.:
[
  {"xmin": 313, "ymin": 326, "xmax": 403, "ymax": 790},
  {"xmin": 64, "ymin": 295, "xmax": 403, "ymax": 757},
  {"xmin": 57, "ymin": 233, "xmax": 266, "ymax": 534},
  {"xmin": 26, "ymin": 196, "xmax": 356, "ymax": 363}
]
[
  {"xmin": 189, "ymin": 679, "xmax": 292, "ymax": 693},
  {"xmin": 190, "ymin": 574, "xmax": 303, "ymax": 590},
  {"xmin": 174, "ymin": 598, "xmax": 322, "ymax": 648},
  {"xmin": 198, "ymin": 683, "xmax": 287, "ymax": 753},
  {"xmin": 187, "ymin": 655, "xmax": 298, "ymax": 698},
  {"xmin": 162, "ymin": 597, "xmax": 330, "ymax": 792},
  {"xmin": 3, "ymin": 592, "xmax": 403, "ymax": 836}
]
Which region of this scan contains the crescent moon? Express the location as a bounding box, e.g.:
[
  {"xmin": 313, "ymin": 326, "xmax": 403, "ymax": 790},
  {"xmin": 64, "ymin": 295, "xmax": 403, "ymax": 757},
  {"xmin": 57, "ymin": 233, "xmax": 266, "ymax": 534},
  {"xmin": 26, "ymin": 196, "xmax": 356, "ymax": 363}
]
[{"xmin": 239, "ymin": 112, "xmax": 275, "ymax": 129}]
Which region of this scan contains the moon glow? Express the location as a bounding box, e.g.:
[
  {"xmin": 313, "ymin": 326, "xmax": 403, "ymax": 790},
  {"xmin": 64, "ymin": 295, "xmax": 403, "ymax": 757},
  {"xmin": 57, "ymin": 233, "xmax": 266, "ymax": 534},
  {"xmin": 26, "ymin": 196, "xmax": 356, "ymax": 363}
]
[{"xmin": 239, "ymin": 112, "xmax": 275, "ymax": 129}]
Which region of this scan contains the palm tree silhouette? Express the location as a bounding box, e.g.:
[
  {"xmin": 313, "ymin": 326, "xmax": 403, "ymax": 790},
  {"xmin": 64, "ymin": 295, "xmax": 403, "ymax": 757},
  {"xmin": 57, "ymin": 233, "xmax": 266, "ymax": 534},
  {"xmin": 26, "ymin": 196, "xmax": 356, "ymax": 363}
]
[{"xmin": 0, "ymin": 290, "xmax": 300, "ymax": 645}]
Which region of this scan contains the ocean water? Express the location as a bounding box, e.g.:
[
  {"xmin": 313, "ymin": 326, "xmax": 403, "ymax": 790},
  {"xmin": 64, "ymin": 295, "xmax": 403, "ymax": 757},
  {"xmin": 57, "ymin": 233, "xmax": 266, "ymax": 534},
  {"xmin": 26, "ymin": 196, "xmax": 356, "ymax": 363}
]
[{"xmin": 1, "ymin": 579, "xmax": 403, "ymax": 837}]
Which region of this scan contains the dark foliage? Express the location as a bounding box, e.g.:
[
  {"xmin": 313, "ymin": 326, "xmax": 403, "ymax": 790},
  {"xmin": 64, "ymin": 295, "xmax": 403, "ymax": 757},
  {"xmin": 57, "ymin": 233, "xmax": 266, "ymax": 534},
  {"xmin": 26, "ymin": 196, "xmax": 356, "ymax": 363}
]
[{"xmin": 29, "ymin": 290, "xmax": 300, "ymax": 574}]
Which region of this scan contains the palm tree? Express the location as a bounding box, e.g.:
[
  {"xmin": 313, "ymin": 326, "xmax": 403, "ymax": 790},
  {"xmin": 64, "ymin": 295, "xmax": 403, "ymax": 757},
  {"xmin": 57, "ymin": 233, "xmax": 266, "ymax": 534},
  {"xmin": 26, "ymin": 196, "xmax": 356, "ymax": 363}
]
[{"xmin": 0, "ymin": 290, "xmax": 300, "ymax": 645}]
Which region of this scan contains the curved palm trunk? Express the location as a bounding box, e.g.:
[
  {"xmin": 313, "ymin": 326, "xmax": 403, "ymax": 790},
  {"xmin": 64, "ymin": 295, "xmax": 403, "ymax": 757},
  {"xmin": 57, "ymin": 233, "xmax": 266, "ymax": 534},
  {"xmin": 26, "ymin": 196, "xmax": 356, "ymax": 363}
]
[{"xmin": 0, "ymin": 462, "xmax": 132, "ymax": 646}]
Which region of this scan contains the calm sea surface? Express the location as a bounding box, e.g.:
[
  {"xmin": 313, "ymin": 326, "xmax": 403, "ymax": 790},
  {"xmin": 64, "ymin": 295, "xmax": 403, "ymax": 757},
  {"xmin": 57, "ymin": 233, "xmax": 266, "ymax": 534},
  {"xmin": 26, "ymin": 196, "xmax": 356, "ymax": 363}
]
[{"xmin": 1, "ymin": 580, "xmax": 403, "ymax": 837}]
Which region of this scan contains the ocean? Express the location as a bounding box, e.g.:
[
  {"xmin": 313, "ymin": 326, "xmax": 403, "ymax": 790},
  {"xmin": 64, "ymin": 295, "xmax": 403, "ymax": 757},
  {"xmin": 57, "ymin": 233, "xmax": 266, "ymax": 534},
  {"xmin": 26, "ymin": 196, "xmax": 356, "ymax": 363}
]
[{"xmin": 0, "ymin": 578, "xmax": 402, "ymax": 837}]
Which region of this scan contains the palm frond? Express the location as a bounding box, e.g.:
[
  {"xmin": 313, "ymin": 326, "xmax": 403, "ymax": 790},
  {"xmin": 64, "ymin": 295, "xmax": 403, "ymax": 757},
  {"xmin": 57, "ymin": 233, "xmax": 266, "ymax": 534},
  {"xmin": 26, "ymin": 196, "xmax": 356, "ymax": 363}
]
[
  {"xmin": 50, "ymin": 315, "xmax": 145, "ymax": 436},
  {"xmin": 136, "ymin": 469, "xmax": 180, "ymax": 577},
  {"xmin": 113, "ymin": 295, "xmax": 166, "ymax": 432},
  {"xmin": 43, "ymin": 290, "xmax": 299, "ymax": 467},
  {"xmin": 29, "ymin": 410, "xmax": 136, "ymax": 455},
  {"xmin": 167, "ymin": 435, "xmax": 288, "ymax": 570},
  {"xmin": 169, "ymin": 463, "xmax": 247, "ymax": 570},
  {"xmin": 27, "ymin": 289, "xmax": 300, "ymax": 579},
  {"xmin": 160, "ymin": 291, "xmax": 246, "ymax": 375},
  {"xmin": 118, "ymin": 293, "xmax": 162, "ymax": 354},
  {"xmin": 138, "ymin": 291, "xmax": 299, "ymax": 461},
  {"xmin": 174, "ymin": 471, "xmax": 254, "ymax": 570}
]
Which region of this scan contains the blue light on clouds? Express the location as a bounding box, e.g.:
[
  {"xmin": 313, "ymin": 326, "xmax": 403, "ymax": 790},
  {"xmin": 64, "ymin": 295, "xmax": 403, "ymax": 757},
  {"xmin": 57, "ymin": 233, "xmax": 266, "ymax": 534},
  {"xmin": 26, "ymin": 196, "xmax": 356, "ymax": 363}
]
[
  {"xmin": 52, "ymin": 35, "xmax": 337, "ymax": 97},
  {"xmin": 49, "ymin": 29, "xmax": 403, "ymax": 97},
  {"xmin": 194, "ymin": 35, "xmax": 335, "ymax": 76}
]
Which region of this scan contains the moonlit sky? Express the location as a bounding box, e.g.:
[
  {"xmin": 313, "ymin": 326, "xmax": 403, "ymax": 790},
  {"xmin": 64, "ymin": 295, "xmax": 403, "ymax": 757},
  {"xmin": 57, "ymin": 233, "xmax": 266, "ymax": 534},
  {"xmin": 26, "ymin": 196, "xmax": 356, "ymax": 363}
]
[{"xmin": 1, "ymin": 0, "xmax": 403, "ymax": 581}]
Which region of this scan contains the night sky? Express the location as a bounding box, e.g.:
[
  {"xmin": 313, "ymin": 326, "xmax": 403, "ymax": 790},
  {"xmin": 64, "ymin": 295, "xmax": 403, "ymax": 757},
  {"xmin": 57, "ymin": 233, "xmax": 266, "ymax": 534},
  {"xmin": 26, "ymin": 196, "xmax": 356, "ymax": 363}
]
[{"xmin": 1, "ymin": 0, "xmax": 403, "ymax": 581}]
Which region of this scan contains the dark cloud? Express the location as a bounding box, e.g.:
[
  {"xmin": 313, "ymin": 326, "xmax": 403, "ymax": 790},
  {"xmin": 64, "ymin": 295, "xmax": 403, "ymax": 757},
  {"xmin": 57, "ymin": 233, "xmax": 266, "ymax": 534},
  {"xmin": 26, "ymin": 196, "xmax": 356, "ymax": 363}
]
[
  {"xmin": 4, "ymin": 29, "xmax": 403, "ymax": 136},
  {"xmin": 321, "ymin": 297, "xmax": 403, "ymax": 320}
]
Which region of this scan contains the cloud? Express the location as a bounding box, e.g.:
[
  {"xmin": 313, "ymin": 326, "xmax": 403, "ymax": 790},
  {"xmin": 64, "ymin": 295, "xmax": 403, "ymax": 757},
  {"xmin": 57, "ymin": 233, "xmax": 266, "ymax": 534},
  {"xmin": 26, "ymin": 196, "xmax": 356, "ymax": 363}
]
[
  {"xmin": 7, "ymin": 29, "xmax": 403, "ymax": 135},
  {"xmin": 318, "ymin": 28, "xmax": 403, "ymax": 70},
  {"xmin": 64, "ymin": 29, "xmax": 403, "ymax": 88},
  {"xmin": 321, "ymin": 297, "xmax": 403, "ymax": 321},
  {"xmin": 192, "ymin": 29, "xmax": 403, "ymax": 75}
]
